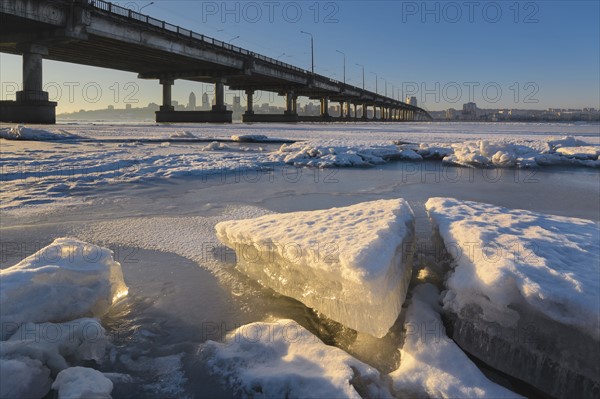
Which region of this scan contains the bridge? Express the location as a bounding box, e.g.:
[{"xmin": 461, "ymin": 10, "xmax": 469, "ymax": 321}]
[{"xmin": 0, "ymin": 0, "xmax": 432, "ymax": 124}]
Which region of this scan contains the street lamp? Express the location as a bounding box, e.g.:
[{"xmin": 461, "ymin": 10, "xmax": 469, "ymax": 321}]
[
  {"xmin": 140, "ymin": 1, "xmax": 154, "ymax": 12},
  {"xmin": 300, "ymin": 31, "xmax": 314, "ymax": 74},
  {"xmin": 228, "ymin": 35, "xmax": 240, "ymax": 44},
  {"xmin": 335, "ymin": 50, "xmax": 346, "ymax": 85},
  {"xmin": 383, "ymin": 78, "xmax": 387, "ymax": 97},
  {"xmin": 355, "ymin": 64, "xmax": 365, "ymax": 90},
  {"xmin": 370, "ymin": 72, "xmax": 378, "ymax": 94}
]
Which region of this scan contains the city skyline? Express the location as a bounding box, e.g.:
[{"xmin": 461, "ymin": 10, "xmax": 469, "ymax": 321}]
[{"xmin": 1, "ymin": 0, "xmax": 599, "ymax": 113}]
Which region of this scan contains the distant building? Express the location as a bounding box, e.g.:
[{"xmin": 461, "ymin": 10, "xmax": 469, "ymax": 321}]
[
  {"xmin": 406, "ymin": 96, "xmax": 417, "ymax": 106},
  {"xmin": 125, "ymin": 103, "xmax": 132, "ymax": 110},
  {"xmin": 445, "ymin": 108, "xmax": 457, "ymax": 120},
  {"xmin": 462, "ymin": 102, "xmax": 477, "ymax": 120},
  {"xmin": 188, "ymin": 92, "xmax": 197, "ymax": 110},
  {"xmin": 202, "ymin": 92, "xmax": 210, "ymax": 110},
  {"xmin": 233, "ymin": 96, "xmax": 241, "ymax": 112}
]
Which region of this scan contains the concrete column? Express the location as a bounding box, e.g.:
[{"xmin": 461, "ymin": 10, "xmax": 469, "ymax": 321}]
[
  {"xmin": 292, "ymin": 95, "xmax": 297, "ymax": 114},
  {"xmin": 213, "ymin": 80, "xmax": 226, "ymax": 111},
  {"xmin": 159, "ymin": 78, "xmax": 174, "ymax": 112},
  {"xmin": 362, "ymin": 104, "xmax": 368, "ymax": 119},
  {"xmin": 245, "ymin": 89, "xmax": 254, "ymax": 115},
  {"xmin": 320, "ymin": 97, "xmax": 329, "ymax": 117},
  {"xmin": 16, "ymin": 45, "xmax": 49, "ymax": 102},
  {"xmin": 353, "ymin": 103, "xmax": 357, "ymax": 119},
  {"xmin": 285, "ymin": 91, "xmax": 296, "ymax": 115}
]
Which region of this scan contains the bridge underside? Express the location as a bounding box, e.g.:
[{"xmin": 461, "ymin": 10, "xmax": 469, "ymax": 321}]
[{"xmin": 0, "ymin": 0, "xmax": 431, "ymax": 124}]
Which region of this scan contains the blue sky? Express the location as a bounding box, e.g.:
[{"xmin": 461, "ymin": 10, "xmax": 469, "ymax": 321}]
[{"xmin": 1, "ymin": 0, "xmax": 598, "ymax": 112}]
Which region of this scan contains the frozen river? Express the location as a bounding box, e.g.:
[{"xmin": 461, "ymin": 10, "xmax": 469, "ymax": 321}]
[{"xmin": 1, "ymin": 122, "xmax": 599, "ymax": 398}]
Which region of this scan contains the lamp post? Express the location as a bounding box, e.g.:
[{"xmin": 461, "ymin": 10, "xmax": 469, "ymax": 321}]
[
  {"xmin": 383, "ymin": 78, "xmax": 387, "ymax": 97},
  {"xmin": 370, "ymin": 72, "xmax": 378, "ymax": 94},
  {"xmin": 335, "ymin": 50, "xmax": 346, "ymax": 85},
  {"xmin": 140, "ymin": 1, "xmax": 154, "ymax": 12},
  {"xmin": 355, "ymin": 64, "xmax": 365, "ymax": 90},
  {"xmin": 300, "ymin": 31, "xmax": 314, "ymax": 74},
  {"xmin": 228, "ymin": 35, "xmax": 240, "ymax": 44}
]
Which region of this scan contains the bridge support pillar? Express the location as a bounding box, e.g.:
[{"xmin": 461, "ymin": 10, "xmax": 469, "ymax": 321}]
[
  {"xmin": 320, "ymin": 98, "xmax": 329, "ymax": 118},
  {"xmin": 160, "ymin": 79, "xmax": 175, "ymax": 112},
  {"xmin": 244, "ymin": 89, "xmax": 254, "ymax": 115},
  {"xmin": 353, "ymin": 104, "xmax": 357, "ymax": 120},
  {"xmin": 284, "ymin": 91, "xmax": 297, "ymax": 116},
  {"xmin": 213, "ymin": 80, "xmax": 226, "ymax": 112},
  {"xmin": 0, "ymin": 44, "xmax": 56, "ymax": 124},
  {"xmin": 362, "ymin": 104, "xmax": 368, "ymax": 119},
  {"xmin": 156, "ymin": 78, "xmax": 231, "ymax": 123}
]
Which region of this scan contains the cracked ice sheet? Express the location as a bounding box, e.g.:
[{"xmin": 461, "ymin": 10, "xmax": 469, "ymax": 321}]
[
  {"xmin": 390, "ymin": 284, "xmax": 522, "ymax": 399},
  {"xmin": 202, "ymin": 319, "xmax": 392, "ymax": 399},
  {"xmin": 425, "ymin": 197, "xmax": 600, "ymax": 340},
  {"xmin": 2, "ymin": 122, "xmax": 598, "ymax": 213},
  {"xmin": 215, "ymin": 199, "xmax": 414, "ymax": 338}
]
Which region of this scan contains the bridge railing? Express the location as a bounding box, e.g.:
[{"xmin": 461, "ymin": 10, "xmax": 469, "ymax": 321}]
[
  {"xmin": 86, "ymin": 0, "xmax": 423, "ymax": 110},
  {"xmin": 89, "ymin": 0, "xmax": 307, "ymax": 74}
]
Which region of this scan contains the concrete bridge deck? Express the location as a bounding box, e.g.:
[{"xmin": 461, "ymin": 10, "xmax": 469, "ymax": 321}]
[{"xmin": 0, "ymin": 0, "xmax": 431, "ymax": 124}]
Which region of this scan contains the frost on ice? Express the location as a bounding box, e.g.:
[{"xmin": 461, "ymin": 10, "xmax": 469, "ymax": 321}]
[
  {"xmin": 0, "ymin": 125, "xmax": 80, "ymax": 140},
  {"xmin": 202, "ymin": 319, "xmax": 391, "ymax": 398},
  {"xmin": 426, "ymin": 197, "xmax": 600, "ymax": 398},
  {"xmin": 391, "ymin": 284, "xmax": 522, "ymax": 399},
  {"xmin": 0, "ymin": 238, "xmax": 127, "ymax": 399},
  {"xmin": 52, "ymin": 367, "xmax": 113, "ymax": 399},
  {"xmin": 216, "ymin": 199, "xmax": 415, "ymax": 337},
  {"xmin": 0, "ymin": 238, "xmax": 128, "ymax": 339}
]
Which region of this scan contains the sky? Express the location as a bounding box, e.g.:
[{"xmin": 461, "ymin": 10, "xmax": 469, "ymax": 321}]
[{"xmin": 1, "ymin": 0, "xmax": 599, "ymax": 113}]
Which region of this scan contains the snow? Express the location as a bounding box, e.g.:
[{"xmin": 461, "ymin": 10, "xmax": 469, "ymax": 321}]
[
  {"xmin": 202, "ymin": 319, "xmax": 390, "ymax": 399},
  {"xmin": 555, "ymin": 145, "xmax": 600, "ymax": 159},
  {"xmin": 425, "ymin": 197, "xmax": 600, "ymax": 339},
  {"xmin": 215, "ymin": 199, "xmax": 415, "ymax": 337},
  {"xmin": 1, "ymin": 318, "xmax": 109, "ymax": 399},
  {"xmin": 0, "ymin": 125, "xmax": 80, "ymax": 140},
  {"xmin": 0, "ymin": 356, "xmax": 52, "ymax": 399},
  {"xmin": 51, "ymin": 367, "xmax": 113, "ymax": 399},
  {"xmin": 2, "ymin": 123, "xmax": 599, "ymax": 213},
  {"xmin": 170, "ymin": 131, "xmax": 197, "ymax": 138},
  {"xmin": 390, "ymin": 284, "xmax": 522, "ymax": 399},
  {"xmin": 0, "ymin": 238, "xmax": 128, "ymax": 340},
  {"xmin": 231, "ymin": 134, "xmax": 268, "ymax": 142}
]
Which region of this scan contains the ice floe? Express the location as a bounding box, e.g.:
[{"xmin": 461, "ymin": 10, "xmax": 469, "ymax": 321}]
[
  {"xmin": 426, "ymin": 197, "xmax": 600, "ymax": 397},
  {"xmin": 216, "ymin": 199, "xmax": 415, "ymax": 337},
  {"xmin": 202, "ymin": 319, "xmax": 391, "ymax": 398}
]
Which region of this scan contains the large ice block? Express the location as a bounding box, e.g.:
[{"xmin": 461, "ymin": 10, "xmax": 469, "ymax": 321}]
[
  {"xmin": 202, "ymin": 319, "xmax": 390, "ymax": 398},
  {"xmin": 215, "ymin": 199, "xmax": 415, "ymax": 337},
  {"xmin": 0, "ymin": 238, "xmax": 128, "ymax": 340},
  {"xmin": 426, "ymin": 197, "xmax": 600, "ymax": 398}
]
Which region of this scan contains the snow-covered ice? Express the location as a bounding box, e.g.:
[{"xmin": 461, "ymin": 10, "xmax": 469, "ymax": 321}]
[
  {"xmin": 51, "ymin": 367, "xmax": 113, "ymax": 399},
  {"xmin": 2, "ymin": 123, "xmax": 599, "ymax": 212},
  {"xmin": 390, "ymin": 284, "xmax": 522, "ymax": 399},
  {"xmin": 215, "ymin": 199, "xmax": 415, "ymax": 337},
  {"xmin": 0, "ymin": 125, "xmax": 80, "ymax": 140},
  {"xmin": 0, "ymin": 238, "xmax": 127, "ymax": 340},
  {"xmin": 425, "ymin": 197, "xmax": 599, "ymax": 338},
  {"xmin": 426, "ymin": 197, "xmax": 600, "ymax": 397},
  {"xmin": 1, "ymin": 317, "xmax": 111, "ymax": 398},
  {"xmin": 202, "ymin": 319, "xmax": 391, "ymax": 398}
]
